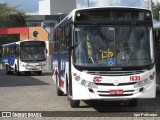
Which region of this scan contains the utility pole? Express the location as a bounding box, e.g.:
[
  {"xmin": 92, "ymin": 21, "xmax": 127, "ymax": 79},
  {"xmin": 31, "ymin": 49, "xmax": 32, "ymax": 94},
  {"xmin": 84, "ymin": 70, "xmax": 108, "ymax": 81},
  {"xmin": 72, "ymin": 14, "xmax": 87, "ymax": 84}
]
[
  {"xmin": 87, "ymin": 0, "xmax": 89, "ymax": 7},
  {"xmin": 148, "ymin": 0, "xmax": 153, "ymax": 13}
]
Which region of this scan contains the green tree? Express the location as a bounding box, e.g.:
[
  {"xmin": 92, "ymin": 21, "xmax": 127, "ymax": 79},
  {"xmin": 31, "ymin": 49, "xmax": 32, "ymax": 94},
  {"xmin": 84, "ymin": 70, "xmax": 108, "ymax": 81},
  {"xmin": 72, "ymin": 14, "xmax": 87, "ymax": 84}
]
[
  {"xmin": 153, "ymin": 3, "xmax": 160, "ymax": 20},
  {"xmin": 0, "ymin": 3, "xmax": 28, "ymax": 63}
]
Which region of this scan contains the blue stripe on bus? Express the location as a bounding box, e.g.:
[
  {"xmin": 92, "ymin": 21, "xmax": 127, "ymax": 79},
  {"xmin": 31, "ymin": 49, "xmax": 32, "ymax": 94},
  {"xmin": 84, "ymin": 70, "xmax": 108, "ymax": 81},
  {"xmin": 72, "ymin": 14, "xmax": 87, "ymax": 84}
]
[
  {"xmin": 53, "ymin": 53, "xmax": 66, "ymax": 77},
  {"xmin": 2, "ymin": 55, "xmax": 15, "ymax": 66}
]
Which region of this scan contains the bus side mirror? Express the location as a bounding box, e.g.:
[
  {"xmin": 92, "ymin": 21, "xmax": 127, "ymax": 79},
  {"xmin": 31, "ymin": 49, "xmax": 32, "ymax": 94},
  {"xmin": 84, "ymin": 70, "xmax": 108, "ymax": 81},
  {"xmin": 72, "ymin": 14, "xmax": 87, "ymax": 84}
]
[{"xmin": 46, "ymin": 49, "xmax": 48, "ymax": 54}]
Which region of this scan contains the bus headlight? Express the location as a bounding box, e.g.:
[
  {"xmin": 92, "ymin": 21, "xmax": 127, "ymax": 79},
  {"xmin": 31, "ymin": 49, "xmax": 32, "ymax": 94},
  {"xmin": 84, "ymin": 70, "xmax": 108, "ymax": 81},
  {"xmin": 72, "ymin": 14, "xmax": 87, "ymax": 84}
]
[
  {"xmin": 81, "ymin": 80, "xmax": 87, "ymax": 86},
  {"xmin": 81, "ymin": 80, "xmax": 98, "ymax": 89},
  {"xmin": 88, "ymin": 82, "xmax": 98, "ymax": 89},
  {"xmin": 134, "ymin": 78, "xmax": 152, "ymax": 88}
]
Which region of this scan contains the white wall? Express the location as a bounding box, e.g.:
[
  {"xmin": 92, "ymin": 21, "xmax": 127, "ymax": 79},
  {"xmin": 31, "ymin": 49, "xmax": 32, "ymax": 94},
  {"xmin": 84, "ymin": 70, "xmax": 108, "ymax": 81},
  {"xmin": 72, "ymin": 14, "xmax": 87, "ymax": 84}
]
[{"xmin": 39, "ymin": 0, "xmax": 51, "ymax": 15}]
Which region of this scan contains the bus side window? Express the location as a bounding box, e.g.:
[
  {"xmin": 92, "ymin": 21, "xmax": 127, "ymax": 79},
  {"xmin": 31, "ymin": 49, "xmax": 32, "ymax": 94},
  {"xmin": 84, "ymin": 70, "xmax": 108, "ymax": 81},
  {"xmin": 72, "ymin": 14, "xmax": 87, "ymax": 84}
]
[
  {"xmin": 64, "ymin": 25, "xmax": 70, "ymax": 50},
  {"xmin": 2, "ymin": 47, "xmax": 4, "ymax": 55},
  {"xmin": 55, "ymin": 32, "xmax": 58, "ymax": 52},
  {"xmin": 11, "ymin": 46, "xmax": 13, "ymax": 55},
  {"xmin": 6, "ymin": 47, "xmax": 9, "ymax": 55},
  {"xmin": 53, "ymin": 33, "xmax": 56, "ymax": 52},
  {"xmin": 60, "ymin": 28, "xmax": 65, "ymax": 52},
  {"xmin": 13, "ymin": 46, "xmax": 16, "ymax": 55}
]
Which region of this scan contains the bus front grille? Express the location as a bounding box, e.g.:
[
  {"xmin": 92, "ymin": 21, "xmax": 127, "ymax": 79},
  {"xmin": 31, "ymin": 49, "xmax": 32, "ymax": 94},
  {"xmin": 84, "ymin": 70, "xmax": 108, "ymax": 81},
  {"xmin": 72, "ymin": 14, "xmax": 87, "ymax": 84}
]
[
  {"xmin": 95, "ymin": 82, "xmax": 136, "ymax": 86},
  {"xmin": 87, "ymin": 70, "xmax": 146, "ymax": 76}
]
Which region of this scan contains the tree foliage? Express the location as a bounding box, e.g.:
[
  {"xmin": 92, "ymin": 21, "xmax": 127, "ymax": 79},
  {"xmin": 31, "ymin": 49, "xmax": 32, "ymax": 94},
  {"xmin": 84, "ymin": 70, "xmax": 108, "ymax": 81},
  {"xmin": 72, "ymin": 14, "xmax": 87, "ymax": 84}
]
[
  {"xmin": 153, "ymin": 3, "xmax": 160, "ymax": 20},
  {"xmin": 0, "ymin": 3, "xmax": 28, "ymax": 61}
]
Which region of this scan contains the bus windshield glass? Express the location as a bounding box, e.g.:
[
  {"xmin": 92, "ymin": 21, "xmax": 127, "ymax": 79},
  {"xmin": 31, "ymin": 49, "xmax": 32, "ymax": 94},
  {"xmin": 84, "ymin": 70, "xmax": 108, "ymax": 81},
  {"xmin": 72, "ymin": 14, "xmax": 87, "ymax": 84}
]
[
  {"xmin": 20, "ymin": 41, "xmax": 46, "ymax": 61},
  {"xmin": 74, "ymin": 25, "xmax": 153, "ymax": 67}
]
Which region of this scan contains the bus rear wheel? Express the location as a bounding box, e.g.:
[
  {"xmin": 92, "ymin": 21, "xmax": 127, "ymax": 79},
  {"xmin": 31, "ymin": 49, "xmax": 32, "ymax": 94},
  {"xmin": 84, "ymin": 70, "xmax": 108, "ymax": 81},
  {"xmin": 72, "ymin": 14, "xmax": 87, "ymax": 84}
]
[
  {"xmin": 70, "ymin": 98, "xmax": 80, "ymax": 108},
  {"xmin": 6, "ymin": 66, "xmax": 10, "ymax": 75},
  {"xmin": 56, "ymin": 76, "xmax": 64, "ymax": 96}
]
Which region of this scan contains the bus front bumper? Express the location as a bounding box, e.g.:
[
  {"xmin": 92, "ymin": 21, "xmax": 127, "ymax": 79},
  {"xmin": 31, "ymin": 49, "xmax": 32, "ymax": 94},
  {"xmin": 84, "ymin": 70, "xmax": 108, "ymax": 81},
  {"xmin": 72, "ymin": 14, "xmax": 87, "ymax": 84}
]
[{"xmin": 71, "ymin": 82, "xmax": 156, "ymax": 100}]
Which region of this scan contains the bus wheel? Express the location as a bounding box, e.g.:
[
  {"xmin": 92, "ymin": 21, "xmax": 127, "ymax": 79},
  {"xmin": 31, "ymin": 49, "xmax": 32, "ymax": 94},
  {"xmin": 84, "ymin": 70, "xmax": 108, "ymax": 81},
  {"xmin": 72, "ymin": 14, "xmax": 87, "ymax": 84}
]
[
  {"xmin": 6, "ymin": 66, "xmax": 10, "ymax": 75},
  {"xmin": 56, "ymin": 76, "xmax": 64, "ymax": 96},
  {"xmin": 15, "ymin": 65, "xmax": 20, "ymax": 76},
  {"xmin": 70, "ymin": 98, "xmax": 80, "ymax": 108},
  {"xmin": 37, "ymin": 71, "xmax": 42, "ymax": 75},
  {"xmin": 128, "ymin": 99, "xmax": 137, "ymax": 107}
]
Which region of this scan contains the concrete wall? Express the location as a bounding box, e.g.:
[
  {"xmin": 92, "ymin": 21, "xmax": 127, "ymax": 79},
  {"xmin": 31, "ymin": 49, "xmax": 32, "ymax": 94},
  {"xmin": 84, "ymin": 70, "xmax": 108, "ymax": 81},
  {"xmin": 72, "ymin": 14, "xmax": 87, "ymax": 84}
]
[
  {"xmin": 50, "ymin": 0, "xmax": 76, "ymax": 15},
  {"xmin": 39, "ymin": 0, "xmax": 76, "ymax": 15}
]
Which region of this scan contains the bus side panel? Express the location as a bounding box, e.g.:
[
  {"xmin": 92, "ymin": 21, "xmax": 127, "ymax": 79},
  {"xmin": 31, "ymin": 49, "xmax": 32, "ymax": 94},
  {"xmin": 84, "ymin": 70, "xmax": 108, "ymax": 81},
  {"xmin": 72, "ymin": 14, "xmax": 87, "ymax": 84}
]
[
  {"xmin": 2, "ymin": 55, "xmax": 8, "ymax": 69},
  {"xmin": 9, "ymin": 55, "xmax": 16, "ymax": 71},
  {"xmin": 52, "ymin": 53, "xmax": 68, "ymax": 94},
  {"xmin": 60, "ymin": 54, "xmax": 67, "ymax": 94},
  {"xmin": 52, "ymin": 54, "xmax": 59, "ymax": 84}
]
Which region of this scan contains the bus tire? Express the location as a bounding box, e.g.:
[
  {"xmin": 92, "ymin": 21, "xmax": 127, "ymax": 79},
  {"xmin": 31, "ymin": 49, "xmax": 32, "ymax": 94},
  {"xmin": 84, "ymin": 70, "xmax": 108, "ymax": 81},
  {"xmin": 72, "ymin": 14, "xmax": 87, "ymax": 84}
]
[
  {"xmin": 37, "ymin": 71, "xmax": 42, "ymax": 75},
  {"xmin": 25, "ymin": 71, "xmax": 31, "ymax": 76},
  {"xmin": 56, "ymin": 76, "xmax": 64, "ymax": 96},
  {"xmin": 128, "ymin": 99, "xmax": 137, "ymax": 107},
  {"xmin": 15, "ymin": 65, "xmax": 21, "ymax": 76},
  {"xmin": 6, "ymin": 65, "xmax": 10, "ymax": 75},
  {"xmin": 70, "ymin": 98, "xmax": 80, "ymax": 108}
]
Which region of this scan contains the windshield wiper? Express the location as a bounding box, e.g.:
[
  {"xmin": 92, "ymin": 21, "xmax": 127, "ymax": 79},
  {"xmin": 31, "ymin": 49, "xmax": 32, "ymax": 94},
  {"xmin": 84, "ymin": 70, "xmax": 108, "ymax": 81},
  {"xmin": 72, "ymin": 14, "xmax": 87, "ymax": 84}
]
[{"xmin": 123, "ymin": 27, "xmax": 135, "ymax": 44}]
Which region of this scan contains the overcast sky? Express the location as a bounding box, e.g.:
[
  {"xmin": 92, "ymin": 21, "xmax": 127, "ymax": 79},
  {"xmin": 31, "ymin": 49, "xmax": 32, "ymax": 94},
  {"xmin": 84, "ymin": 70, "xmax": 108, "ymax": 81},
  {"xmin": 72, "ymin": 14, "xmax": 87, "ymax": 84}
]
[{"xmin": 0, "ymin": 0, "xmax": 157, "ymax": 14}]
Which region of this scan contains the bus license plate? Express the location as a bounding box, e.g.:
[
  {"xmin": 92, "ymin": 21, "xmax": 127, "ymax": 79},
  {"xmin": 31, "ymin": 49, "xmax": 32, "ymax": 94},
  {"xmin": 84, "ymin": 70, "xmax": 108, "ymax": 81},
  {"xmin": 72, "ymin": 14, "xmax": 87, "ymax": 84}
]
[{"xmin": 109, "ymin": 90, "xmax": 123, "ymax": 95}]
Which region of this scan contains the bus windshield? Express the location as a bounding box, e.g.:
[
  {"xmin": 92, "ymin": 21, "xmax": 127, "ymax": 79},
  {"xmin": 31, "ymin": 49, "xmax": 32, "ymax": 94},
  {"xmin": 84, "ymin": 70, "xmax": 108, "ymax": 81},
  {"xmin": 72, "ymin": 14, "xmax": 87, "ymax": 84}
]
[
  {"xmin": 74, "ymin": 25, "xmax": 153, "ymax": 67},
  {"xmin": 20, "ymin": 41, "xmax": 46, "ymax": 61}
]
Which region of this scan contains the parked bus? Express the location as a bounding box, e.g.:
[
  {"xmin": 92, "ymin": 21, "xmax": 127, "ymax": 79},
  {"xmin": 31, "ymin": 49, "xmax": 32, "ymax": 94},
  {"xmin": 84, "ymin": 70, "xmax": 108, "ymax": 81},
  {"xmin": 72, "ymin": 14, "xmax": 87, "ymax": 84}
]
[
  {"xmin": 52, "ymin": 7, "xmax": 156, "ymax": 108},
  {"xmin": 2, "ymin": 40, "xmax": 47, "ymax": 75}
]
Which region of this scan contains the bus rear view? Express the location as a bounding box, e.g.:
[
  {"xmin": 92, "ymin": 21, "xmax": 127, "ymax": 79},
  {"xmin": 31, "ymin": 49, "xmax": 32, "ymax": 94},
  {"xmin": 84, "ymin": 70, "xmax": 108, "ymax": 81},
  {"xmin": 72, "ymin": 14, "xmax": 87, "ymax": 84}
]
[{"xmin": 52, "ymin": 7, "xmax": 156, "ymax": 108}]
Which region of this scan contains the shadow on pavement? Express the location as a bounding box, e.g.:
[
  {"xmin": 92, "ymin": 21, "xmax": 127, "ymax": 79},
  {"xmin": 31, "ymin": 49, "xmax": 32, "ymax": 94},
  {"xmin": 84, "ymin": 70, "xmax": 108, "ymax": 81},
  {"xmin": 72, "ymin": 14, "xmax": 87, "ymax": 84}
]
[
  {"xmin": 81, "ymin": 86, "xmax": 160, "ymax": 116},
  {"xmin": 0, "ymin": 69, "xmax": 50, "ymax": 87}
]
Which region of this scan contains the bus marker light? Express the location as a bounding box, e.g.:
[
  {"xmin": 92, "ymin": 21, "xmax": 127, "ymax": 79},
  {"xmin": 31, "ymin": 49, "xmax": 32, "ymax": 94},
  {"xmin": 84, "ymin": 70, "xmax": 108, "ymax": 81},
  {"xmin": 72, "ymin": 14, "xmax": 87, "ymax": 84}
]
[{"xmin": 73, "ymin": 73, "xmax": 77, "ymax": 76}]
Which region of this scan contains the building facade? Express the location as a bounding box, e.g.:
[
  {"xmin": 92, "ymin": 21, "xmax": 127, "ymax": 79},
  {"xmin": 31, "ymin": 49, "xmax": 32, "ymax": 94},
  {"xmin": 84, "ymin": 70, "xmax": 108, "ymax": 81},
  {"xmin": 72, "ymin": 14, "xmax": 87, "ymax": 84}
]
[{"xmin": 39, "ymin": 0, "xmax": 76, "ymax": 15}]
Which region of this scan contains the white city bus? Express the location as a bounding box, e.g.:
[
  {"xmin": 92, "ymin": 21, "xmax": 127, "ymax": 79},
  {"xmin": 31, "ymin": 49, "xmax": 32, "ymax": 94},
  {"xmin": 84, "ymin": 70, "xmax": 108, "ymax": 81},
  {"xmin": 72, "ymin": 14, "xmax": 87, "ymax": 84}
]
[
  {"xmin": 2, "ymin": 40, "xmax": 47, "ymax": 75},
  {"xmin": 52, "ymin": 7, "xmax": 156, "ymax": 108}
]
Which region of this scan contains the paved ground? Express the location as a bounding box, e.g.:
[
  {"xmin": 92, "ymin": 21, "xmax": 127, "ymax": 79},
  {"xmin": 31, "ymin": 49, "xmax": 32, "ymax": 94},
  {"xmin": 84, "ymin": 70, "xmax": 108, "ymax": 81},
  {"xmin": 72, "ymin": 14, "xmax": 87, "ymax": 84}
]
[{"xmin": 0, "ymin": 69, "xmax": 159, "ymax": 120}]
